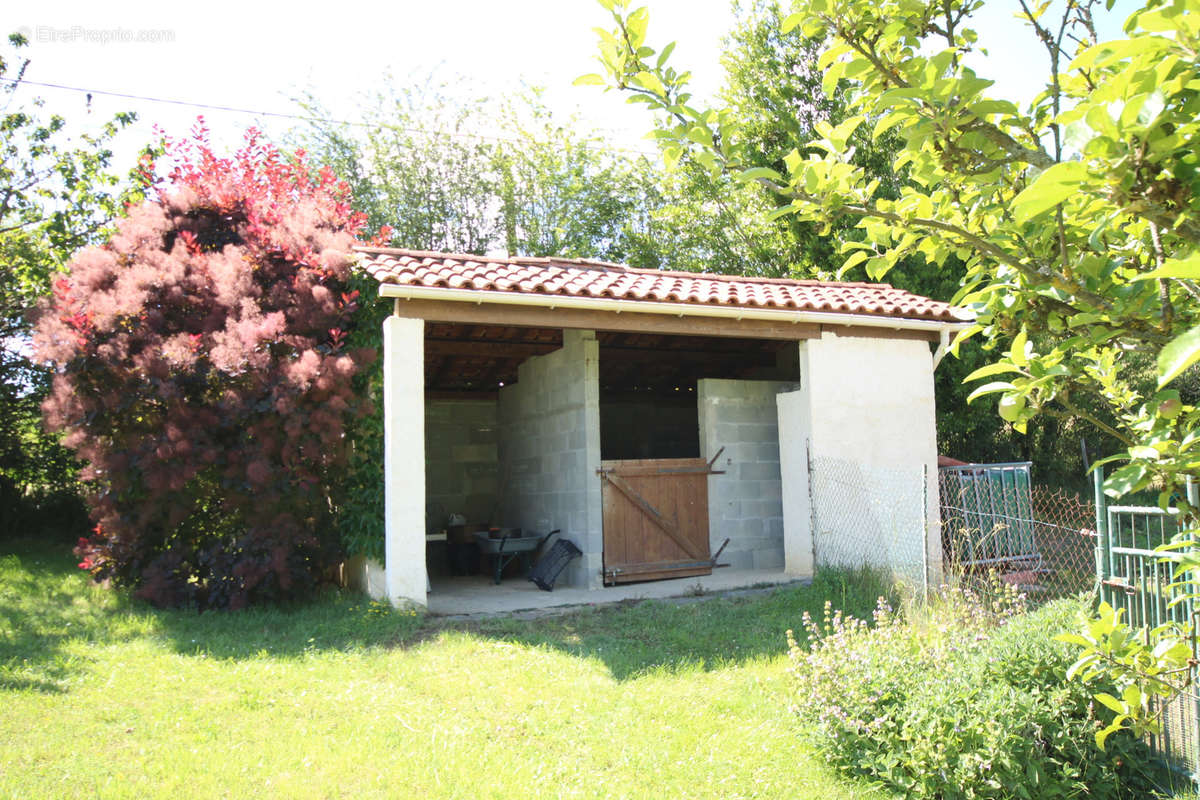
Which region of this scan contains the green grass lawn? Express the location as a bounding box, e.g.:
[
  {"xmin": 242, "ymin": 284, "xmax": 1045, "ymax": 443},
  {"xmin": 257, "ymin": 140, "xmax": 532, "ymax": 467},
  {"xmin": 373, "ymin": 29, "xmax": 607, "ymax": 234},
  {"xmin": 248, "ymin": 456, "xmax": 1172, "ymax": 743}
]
[{"xmin": 0, "ymin": 538, "xmax": 892, "ymax": 799}]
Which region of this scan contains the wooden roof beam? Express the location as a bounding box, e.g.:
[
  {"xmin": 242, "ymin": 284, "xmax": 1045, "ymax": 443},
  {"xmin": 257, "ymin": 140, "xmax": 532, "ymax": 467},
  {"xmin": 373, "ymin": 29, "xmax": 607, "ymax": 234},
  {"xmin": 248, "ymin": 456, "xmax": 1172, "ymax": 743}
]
[{"xmin": 392, "ymin": 298, "xmax": 822, "ymax": 342}]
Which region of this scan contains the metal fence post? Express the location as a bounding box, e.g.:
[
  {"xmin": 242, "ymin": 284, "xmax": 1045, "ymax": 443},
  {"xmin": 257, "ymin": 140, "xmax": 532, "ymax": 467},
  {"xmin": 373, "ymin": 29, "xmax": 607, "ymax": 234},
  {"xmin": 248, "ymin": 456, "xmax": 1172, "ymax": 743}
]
[
  {"xmin": 806, "ymin": 441, "xmax": 817, "ymax": 574},
  {"xmin": 922, "ymin": 463, "xmax": 930, "ymax": 603},
  {"xmin": 1185, "ymin": 475, "xmax": 1200, "ymax": 788},
  {"xmin": 1094, "ymin": 465, "xmax": 1108, "ymax": 601}
]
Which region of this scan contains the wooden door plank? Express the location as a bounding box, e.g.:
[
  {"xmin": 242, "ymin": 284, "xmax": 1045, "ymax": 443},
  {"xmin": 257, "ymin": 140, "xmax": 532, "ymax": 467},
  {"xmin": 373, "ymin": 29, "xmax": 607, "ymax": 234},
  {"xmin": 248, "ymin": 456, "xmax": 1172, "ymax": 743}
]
[
  {"xmin": 602, "ymin": 472, "xmax": 704, "ymax": 561},
  {"xmin": 606, "ymin": 566, "xmax": 711, "ymax": 584}
]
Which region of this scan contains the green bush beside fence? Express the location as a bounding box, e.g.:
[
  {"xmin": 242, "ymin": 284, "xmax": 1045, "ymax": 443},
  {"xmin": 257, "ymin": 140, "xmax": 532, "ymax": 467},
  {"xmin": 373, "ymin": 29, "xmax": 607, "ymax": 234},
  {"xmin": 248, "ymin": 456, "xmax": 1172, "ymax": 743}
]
[{"xmin": 789, "ymin": 587, "xmax": 1162, "ymax": 798}]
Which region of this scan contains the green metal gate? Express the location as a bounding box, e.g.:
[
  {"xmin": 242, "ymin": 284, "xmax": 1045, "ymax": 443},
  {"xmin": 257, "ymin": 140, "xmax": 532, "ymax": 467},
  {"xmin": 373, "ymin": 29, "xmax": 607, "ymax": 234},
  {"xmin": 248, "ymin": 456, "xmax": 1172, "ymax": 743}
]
[
  {"xmin": 939, "ymin": 462, "xmax": 1038, "ymax": 570},
  {"xmin": 1094, "ymin": 468, "xmax": 1200, "ymax": 784}
]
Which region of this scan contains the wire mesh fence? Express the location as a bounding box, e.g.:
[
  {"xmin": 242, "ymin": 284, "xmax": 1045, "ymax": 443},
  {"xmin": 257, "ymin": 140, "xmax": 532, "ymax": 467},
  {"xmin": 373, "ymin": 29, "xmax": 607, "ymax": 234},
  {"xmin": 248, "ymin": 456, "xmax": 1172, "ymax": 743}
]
[
  {"xmin": 808, "ymin": 455, "xmax": 930, "ymax": 592},
  {"xmin": 938, "ymin": 464, "xmax": 1098, "ymax": 598},
  {"xmin": 1032, "ymin": 485, "xmax": 1101, "ymax": 596}
]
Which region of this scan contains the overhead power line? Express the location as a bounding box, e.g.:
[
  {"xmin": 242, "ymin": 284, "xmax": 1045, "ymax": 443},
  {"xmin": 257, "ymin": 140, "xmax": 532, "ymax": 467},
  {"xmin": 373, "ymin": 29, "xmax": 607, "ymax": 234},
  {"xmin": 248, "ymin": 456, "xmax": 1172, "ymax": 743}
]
[{"xmin": 0, "ymin": 76, "xmax": 660, "ymax": 158}]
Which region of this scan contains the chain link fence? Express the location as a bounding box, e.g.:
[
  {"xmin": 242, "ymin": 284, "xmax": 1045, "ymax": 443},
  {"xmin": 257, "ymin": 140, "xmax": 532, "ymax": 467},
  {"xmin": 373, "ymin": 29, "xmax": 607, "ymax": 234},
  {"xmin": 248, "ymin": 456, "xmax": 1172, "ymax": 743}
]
[
  {"xmin": 808, "ymin": 455, "xmax": 930, "ymax": 592},
  {"xmin": 938, "ymin": 463, "xmax": 1098, "ymax": 598},
  {"xmin": 1029, "ymin": 485, "xmax": 1098, "ymax": 596},
  {"xmin": 807, "ymin": 456, "xmax": 1100, "ymax": 599}
]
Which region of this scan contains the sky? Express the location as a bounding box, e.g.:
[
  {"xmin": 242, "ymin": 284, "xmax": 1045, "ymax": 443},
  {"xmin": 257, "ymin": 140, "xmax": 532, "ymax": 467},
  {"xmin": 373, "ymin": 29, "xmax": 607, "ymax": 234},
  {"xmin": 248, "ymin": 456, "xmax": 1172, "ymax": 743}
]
[{"xmin": 8, "ymin": 0, "xmax": 1137, "ymax": 170}]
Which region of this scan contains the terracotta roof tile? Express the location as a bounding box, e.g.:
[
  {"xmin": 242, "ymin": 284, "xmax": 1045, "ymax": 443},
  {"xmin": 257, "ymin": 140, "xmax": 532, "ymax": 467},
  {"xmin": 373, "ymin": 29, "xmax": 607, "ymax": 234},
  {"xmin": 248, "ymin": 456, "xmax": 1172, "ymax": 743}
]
[{"xmin": 355, "ymin": 247, "xmax": 969, "ymax": 324}]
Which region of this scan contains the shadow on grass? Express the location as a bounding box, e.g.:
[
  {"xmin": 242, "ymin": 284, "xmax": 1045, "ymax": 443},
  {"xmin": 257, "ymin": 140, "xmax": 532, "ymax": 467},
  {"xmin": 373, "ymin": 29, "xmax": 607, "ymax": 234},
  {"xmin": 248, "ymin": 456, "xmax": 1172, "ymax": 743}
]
[
  {"xmin": 1, "ymin": 536, "xmax": 892, "ymax": 689},
  {"xmin": 0, "ymin": 543, "xmax": 117, "ymax": 693},
  {"xmin": 449, "ymin": 571, "xmax": 890, "ymax": 681},
  {"xmin": 0, "ymin": 538, "xmax": 426, "ymax": 692}
]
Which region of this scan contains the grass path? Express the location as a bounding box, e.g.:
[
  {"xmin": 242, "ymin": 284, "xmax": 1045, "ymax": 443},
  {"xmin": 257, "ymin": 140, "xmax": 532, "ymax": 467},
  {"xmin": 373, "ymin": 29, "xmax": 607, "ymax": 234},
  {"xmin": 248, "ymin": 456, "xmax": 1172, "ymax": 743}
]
[{"xmin": 0, "ymin": 538, "xmax": 891, "ymax": 799}]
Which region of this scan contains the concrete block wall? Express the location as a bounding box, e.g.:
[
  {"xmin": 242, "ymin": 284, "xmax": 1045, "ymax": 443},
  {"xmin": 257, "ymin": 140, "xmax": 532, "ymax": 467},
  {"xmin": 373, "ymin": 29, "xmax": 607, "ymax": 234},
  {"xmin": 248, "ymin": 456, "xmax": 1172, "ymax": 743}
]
[
  {"xmin": 697, "ymin": 379, "xmax": 794, "ymax": 571},
  {"xmin": 425, "ymin": 399, "xmax": 499, "ymax": 528},
  {"xmin": 497, "ymin": 330, "xmax": 603, "ymax": 588}
]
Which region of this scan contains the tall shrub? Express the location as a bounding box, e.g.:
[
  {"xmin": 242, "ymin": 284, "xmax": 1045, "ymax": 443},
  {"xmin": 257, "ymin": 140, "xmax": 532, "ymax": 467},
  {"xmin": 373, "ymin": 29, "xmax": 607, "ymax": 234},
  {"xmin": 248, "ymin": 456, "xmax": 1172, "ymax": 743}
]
[{"xmin": 33, "ymin": 125, "xmax": 371, "ymax": 609}]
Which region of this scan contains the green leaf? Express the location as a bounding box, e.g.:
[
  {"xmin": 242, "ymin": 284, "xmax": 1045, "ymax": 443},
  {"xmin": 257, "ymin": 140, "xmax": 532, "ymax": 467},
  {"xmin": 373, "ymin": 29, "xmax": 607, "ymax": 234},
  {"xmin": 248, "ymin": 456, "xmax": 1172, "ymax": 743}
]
[
  {"xmin": 685, "ymin": 125, "xmax": 712, "ymax": 146},
  {"xmin": 826, "ymin": 116, "xmax": 864, "ymax": 152},
  {"xmin": 625, "ymin": 7, "xmax": 650, "ymax": 48},
  {"xmin": 872, "ymin": 113, "xmax": 905, "ymax": 141},
  {"xmin": 1010, "ymin": 329, "xmax": 1029, "ymax": 367},
  {"xmin": 1012, "ymin": 161, "xmax": 1089, "ymax": 223},
  {"xmin": 1134, "ymin": 252, "xmax": 1200, "ymax": 281},
  {"xmin": 963, "ymin": 362, "xmax": 1024, "ymax": 382},
  {"xmin": 966, "ymin": 381, "xmax": 1014, "ymax": 404},
  {"xmin": 781, "ymin": 12, "xmax": 804, "ymax": 33},
  {"xmin": 765, "ymin": 202, "xmax": 799, "ymax": 221},
  {"xmin": 1066, "ymin": 653, "xmax": 1098, "ymax": 681},
  {"xmin": 782, "ymin": 148, "xmax": 803, "ymax": 175},
  {"xmin": 662, "ymin": 146, "xmax": 682, "ymax": 170},
  {"xmin": 573, "ymin": 73, "xmax": 608, "ymax": 87},
  {"xmin": 1096, "ymin": 722, "xmax": 1123, "ymax": 751},
  {"xmin": 839, "ymin": 250, "xmax": 869, "ymax": 274},
  {"xmin": 634, "ymin": 71, "xmax": 667, "ymax": 97},
  {"xmin": 998, "ymin": 394, "xmax": 1025, "ymax": 423},
  {"xmin": 1158, "ymin": 325, "xmax": 1200, "ymax": 387},
  {"xmin": 1106, "ymin": 463, "xmax": 1149, "ymax": 497},
  {"xmin": 656, "ymin": 41, "xmax": 676, "ymax": 69},
  {"xmin": 737, "ymin": 166, "xmax": 782, "ymax": 184},
  {"xmin": 1054, "ymin": 633, "xmax": 1093, "ymax": 647},
  {"xmin": 1094, "ymin": 690, "xmax": 1118, "ymax": 714}
]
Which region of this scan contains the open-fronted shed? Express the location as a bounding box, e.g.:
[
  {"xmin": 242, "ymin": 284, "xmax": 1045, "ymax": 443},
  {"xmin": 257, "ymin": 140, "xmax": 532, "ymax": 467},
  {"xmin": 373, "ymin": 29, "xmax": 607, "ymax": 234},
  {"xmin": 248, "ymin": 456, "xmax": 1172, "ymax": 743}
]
[{"xmin": 356, "ymin": 246, "xmax": 972, "ymax": 608}]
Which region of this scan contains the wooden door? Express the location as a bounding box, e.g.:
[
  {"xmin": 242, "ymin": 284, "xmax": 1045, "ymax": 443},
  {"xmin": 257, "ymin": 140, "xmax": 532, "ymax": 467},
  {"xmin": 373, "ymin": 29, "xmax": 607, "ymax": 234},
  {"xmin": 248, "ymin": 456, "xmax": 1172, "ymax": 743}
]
[{"xmin": 600, "ymin": 458, "xmax": 712, "ymax": 585}]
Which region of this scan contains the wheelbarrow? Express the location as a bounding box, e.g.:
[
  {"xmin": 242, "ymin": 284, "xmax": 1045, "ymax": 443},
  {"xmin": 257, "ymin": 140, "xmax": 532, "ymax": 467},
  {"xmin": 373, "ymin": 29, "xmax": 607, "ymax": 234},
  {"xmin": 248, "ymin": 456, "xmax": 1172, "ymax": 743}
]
[{"xmin": 472, "ymin": 529, "xmax": 559, "ymax": 585}]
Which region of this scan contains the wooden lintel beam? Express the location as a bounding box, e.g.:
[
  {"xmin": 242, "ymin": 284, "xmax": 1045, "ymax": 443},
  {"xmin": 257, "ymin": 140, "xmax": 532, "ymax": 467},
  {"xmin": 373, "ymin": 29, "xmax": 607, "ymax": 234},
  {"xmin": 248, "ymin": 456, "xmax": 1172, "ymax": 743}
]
[
  {"xmin": 425, "ymin": 339, "xmax": 559, "ymax": 359},
  {"xmin": 391, "ymin": 298, "xmax": 821, "ymax": 341},
  {"xmin": 425, "ymin": 390, "xmax": 499, "ymax": 402},
  {"xmin": 599, "ymin": 345, "xmax": 777, "ymax": 363},
  {"xmin": 821, "ymin": 324, "xmax": 940, "ymax": 342}
]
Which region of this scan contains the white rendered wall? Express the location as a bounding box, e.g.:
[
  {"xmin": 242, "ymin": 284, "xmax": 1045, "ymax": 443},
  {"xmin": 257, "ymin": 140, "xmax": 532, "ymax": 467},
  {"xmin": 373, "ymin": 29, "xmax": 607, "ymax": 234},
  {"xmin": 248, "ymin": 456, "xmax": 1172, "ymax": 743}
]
[
  {"xmin": 497, "ymin": 330, "xmax": 603, "ymax": 588},
  {"xmin": 383, "ymin": 314, "xmax": 428, "ymax": 608},
  {"xmin": 777, "ymin": 330, "xmax": 941, "ymax": 582},
  {"xmin": 776, "ymin": 389, "xmax": 814, "ymax": 576}
]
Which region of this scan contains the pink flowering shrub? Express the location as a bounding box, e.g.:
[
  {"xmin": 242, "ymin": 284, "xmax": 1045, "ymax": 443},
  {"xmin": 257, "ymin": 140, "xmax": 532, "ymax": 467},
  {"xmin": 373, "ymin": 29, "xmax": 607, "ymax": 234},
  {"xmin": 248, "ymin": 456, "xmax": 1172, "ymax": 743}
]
[{"xmin": 34, "ymin": 124, "xmax": 373, "ymax": 609}]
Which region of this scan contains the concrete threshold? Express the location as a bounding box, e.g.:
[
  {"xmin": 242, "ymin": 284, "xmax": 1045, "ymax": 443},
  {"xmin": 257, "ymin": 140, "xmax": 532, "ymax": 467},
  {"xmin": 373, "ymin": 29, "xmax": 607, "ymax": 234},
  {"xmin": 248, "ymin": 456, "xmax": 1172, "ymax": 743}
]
[{"xmin": 426, "ymin": 568, "xmax": 804, "ymax": 619}]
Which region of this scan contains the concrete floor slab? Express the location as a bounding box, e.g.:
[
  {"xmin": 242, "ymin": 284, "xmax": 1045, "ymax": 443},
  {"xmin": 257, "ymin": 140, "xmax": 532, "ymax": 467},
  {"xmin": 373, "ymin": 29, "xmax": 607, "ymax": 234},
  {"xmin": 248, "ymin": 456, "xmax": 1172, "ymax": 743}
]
[{"xmin": 426, "ymin": 568, "xmax": 801, "ymax": 617}]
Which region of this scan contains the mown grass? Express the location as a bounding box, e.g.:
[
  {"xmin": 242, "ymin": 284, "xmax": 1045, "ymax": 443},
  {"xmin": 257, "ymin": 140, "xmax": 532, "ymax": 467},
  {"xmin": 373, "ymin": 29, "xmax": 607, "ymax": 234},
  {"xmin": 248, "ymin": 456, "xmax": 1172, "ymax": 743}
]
[{"xmin": 0, "ymin": 537, "xmax": 893, "ymax": 799}]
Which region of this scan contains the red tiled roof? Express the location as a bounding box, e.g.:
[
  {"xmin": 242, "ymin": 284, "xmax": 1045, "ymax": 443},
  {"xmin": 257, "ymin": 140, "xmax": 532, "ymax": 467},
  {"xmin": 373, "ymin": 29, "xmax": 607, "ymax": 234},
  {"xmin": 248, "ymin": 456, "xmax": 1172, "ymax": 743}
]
[{"xmin": 355, "ymin": 247, "xmax": 968, "ymax": 324}]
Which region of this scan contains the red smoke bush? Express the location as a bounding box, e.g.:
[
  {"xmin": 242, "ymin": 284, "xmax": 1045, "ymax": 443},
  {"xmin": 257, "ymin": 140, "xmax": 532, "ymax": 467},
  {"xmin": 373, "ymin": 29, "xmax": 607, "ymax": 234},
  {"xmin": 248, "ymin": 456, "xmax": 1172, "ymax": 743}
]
[{"xmin": 35, "ymin": 125, "xmax": 372, "ymax": 609}]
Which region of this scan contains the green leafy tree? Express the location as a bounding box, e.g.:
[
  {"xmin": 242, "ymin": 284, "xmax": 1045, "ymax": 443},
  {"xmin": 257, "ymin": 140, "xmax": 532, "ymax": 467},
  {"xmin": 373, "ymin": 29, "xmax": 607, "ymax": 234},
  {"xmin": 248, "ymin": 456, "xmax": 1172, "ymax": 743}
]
[
  {"xmin": 651, "ymin": 0, "xmax": 1093, "ymax": 480},
  {"xmin": 584, "ymin": 0, "xmax": 1200, "ymax": 744},
  {"xmin": 490, "ymin": 89, "xmax": 666, "ymax": 265},
  {"xmin": 0, "ymin": 32, "xmax": 141, "ymax": 536},
  {"xmin": 294, "ymin": 80, "xmax": 666, "ymax": 264}
]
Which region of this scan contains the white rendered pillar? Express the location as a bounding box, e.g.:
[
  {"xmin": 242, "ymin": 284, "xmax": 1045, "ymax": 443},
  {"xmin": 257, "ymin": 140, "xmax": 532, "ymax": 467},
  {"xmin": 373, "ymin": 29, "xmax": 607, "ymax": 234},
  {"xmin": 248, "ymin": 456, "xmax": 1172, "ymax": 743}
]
[
  {"xmin": 383, "ymin": 313, "xmax": 427, "ymax": 608},
  {"xmin": 777, "ymin": 387, "xmax": 815, "ymax": 577}
]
